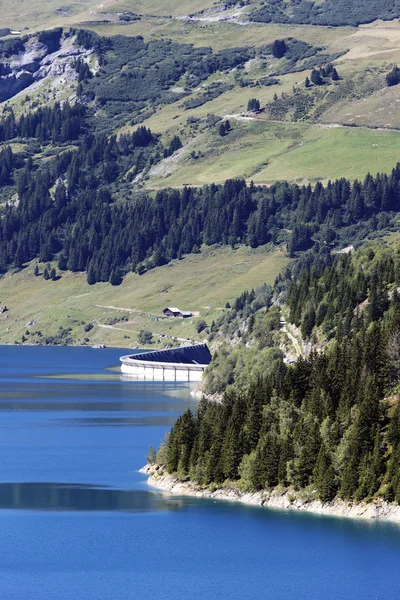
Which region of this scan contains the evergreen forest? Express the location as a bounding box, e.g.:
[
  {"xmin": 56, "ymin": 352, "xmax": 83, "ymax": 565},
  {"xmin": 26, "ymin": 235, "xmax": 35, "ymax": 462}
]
[{"xmin": 2, "ymin": 116, "xmax": 400, "ymax": 285}]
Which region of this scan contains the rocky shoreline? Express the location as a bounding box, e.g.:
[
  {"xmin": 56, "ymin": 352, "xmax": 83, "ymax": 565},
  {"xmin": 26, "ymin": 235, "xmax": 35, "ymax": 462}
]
[{"xmin": 140, "ymin": 464, "xmax": 400, "ymax": 524}]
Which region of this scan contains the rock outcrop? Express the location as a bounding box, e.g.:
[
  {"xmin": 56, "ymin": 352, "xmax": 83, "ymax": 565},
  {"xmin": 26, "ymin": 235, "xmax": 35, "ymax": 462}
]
[{"xmin": 0, "ymin": 31, "xmax": 93, "ymax": 103}]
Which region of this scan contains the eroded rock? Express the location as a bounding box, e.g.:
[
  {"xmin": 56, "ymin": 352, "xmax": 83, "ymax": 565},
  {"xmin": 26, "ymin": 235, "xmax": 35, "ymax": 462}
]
[{"xmin": 0, "ymin": 32, "xmax": 93, "ymax": 103}]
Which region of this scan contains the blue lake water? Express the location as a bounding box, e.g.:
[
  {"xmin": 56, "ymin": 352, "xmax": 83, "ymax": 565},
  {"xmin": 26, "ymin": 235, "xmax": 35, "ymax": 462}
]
[{"xmin": 0, "ymin": 345, "xmax": 399, "ymax": 600}]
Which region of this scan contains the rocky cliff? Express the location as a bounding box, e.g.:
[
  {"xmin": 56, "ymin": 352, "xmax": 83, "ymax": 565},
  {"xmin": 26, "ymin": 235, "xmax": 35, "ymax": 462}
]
[{"xmin": 0, "ymin": 29, "xmax": 93, "ymax": 103}]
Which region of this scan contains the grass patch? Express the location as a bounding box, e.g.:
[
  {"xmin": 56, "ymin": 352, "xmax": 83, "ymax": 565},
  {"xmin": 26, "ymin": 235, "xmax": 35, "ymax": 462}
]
[
  {"xmin": 322, "ymin": 84, "xmax": 400, "ymax": 129},
  {"xmin": 0, "ymin": 245, "xmax": 288, "ymax": 347},
  {"xmin": 253, "ymin": 126, "xmax": 400, "ymax": 184},
  {"xmin": 146, "ymin": 120, "xmax": 400, "ymax": 188}
]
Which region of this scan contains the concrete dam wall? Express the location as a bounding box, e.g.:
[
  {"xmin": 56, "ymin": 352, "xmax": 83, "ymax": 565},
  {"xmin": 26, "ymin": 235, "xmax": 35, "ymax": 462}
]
[{"xmin": 120, "ymin": 344, "xmax": 212, "ymax": 382}]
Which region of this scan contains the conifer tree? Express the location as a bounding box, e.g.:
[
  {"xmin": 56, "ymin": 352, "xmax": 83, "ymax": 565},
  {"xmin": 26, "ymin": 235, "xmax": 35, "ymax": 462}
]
[
  {"xmin": 272, "ymin": 39, "xmax": 287, "ymax": 59},
  {"xmin": 310, "ymin": 69, "xmax": 323, "ymax": 86},
  {"xmin": 109, "ymin": 268, "xmax": 122, "ymax": 286},
  {"xmin": 87, "ymin": 263, "xmax": 96, "ymax": 286},
  {"xmin": 314, "ymin": 444, "xmax": 337, "ymax": 502},
  {"xmin": 331, "ymin": 67, "xmax": 339, "ymax": 81}
]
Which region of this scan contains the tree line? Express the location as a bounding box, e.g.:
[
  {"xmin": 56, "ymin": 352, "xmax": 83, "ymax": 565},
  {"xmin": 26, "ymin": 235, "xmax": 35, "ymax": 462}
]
[
  {"xmin": 2, "ymin": 138, "xmax": 400, "ymax": 282},
  {"xmin": 0, "ymin": 103, "xmax": 86, "ymax": 144}
]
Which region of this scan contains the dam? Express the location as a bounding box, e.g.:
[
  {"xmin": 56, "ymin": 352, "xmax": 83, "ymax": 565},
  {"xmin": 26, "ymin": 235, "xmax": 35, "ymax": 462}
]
[{"xmin": 120, "ymin": 344, "xmax": 212, "ymax": 382}]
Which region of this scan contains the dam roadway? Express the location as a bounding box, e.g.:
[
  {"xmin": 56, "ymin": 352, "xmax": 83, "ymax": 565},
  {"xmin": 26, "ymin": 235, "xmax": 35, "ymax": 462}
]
[{"xmin": 120, "ymin": 344, "xmax": 211, "ymax": 382}]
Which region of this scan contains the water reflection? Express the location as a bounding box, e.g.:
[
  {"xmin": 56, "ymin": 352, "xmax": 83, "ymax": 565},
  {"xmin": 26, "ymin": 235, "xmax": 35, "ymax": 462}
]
[
  {"xmin": 0, "ymin": 482, "xmax": 185, "ymax": 513},
  {"xmin": 60, "ymin": 416, "xmax": 178, "ymax": 427},
  {"xmin": 40, "ymin": 373, "xmax": 127, "ymax": 381},
  {"xmin": 0, "ymin": 400, "xmax": 193, "ymax": 413}
]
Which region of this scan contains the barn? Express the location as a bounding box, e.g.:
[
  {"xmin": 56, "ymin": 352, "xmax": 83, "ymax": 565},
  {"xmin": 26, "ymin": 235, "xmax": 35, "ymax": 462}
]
[
  {"xmin": 163, "ymin": 307, "xmax": 181, "ymax": 317},
  {"xmin": 177, "ymin": 310, "xmax": 192, "ymax": 319},
  {"xmin": 163, "ymin": 307, "xmax": 192, "ymax": 318}
]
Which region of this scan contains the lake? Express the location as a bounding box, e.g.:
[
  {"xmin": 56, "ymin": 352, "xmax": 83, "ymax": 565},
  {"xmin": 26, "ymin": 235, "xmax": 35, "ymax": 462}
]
[{"xmin": 0, "ymin": 345, "xmax": 399, "ymax": 600}]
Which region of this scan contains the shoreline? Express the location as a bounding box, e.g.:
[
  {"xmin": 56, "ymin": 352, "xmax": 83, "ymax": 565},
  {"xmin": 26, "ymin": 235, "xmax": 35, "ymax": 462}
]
[{"xmin": 141, "ymin": 464, "xmax": 400, "ymax": 524}]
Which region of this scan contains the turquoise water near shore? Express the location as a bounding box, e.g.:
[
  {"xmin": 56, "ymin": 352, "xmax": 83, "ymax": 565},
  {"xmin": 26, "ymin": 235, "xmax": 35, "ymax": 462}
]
[{"xmin": 0, "ymin": 345, "xmax": 399, "ymax": 600}]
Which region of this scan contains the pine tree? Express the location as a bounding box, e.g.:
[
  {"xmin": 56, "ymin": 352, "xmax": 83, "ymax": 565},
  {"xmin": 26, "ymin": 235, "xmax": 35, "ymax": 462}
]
[
  {"xmin": 271, "ymin": 39, "xmax": 287, "ymax": 59},
  {"xmin": 147, "ymin": 445, "xmax": 157, "ymax": 464},
  {"xmin": 58, "ymin": 254, "xmax": 68, "ymax": 271},
  {"xmin": 247, "ymin": 98, "xmax": 260, "ymax": 112},
  {"xmin": 87, "ymin": 263, "xmax": 96, "ymax": 285},
  {"xmin": 310, "ymin": 69, "xmax": 323, "ymax": 86},
  {"xmin": 109, "ymin": 269, "xmax": 122, "ymax": 286},
  {"xmin": 331, "ymin": 67, "xmax": 339, "ymax": 81},
  {"xmin": 368, "ymin": 430, "xmax": 384, "ymax": 497},
  {"xmin": 386, "ymin": 65, "xmax": 400, "ymax": 87},
  {"xmin": 314, "ymin": 445, "xmax": 337, "ymax": 502},
  {"xmin": 301, "ymin": 307, "xmax": 316, "ymax": 339},
  {"xmin": 247, "ymin": 387, "xmax": 263, "ymax": 451},
  {"xmin": 221, "ymin": 423, "xmax": 240, "ymax": 480}
]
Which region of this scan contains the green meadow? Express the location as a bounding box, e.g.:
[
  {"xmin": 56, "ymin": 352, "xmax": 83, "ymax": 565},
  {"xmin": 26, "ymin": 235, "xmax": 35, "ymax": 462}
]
[{"xmin": 0, "ymin": 246, "xmax": 289, "ymax": 347}]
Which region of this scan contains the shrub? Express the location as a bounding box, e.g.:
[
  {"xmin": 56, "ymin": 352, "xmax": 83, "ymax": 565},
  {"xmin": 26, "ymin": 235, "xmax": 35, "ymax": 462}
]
[
  {"xmin": 386, "ymin": 66, "xmax": 400, "ymax": 87},
  {"xmin": 138, "ymin": 330, "xmax": 153, "ymax": 345},
  {"xmin": 196, "ymin": 319, "xmax": 208, "ymax": 334}
]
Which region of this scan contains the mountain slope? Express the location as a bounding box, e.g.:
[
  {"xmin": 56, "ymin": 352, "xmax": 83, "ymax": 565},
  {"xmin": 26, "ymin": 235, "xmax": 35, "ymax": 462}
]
[{"xmin": 153, "ymin": 241, "xmax": 400, "ymax": 507}]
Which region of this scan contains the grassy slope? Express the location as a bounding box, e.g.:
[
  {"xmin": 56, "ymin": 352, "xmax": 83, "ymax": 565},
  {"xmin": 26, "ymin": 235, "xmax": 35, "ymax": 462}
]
[
  {"xmin": 5, "ymin": 3, "xmax": 400, "ymax": 189},
  {"xmin": 252, "ymin": 126, "xmax": 400, "ymax": 184},
  {"xmin": 2, "ymin": 0, "xmax": 217, "ymax": 32},
  {"xmin": 89, "ymin": 17, "xmax": 350, "ymax": 51},
  {"xmin": 322, "ymin": 85, "xmax": 400, "ymax": 129},
  {"xmin": 0, "ymin": 246, "xmax": 288, "ymax": 347},
  {"xmin": 147, "ymin": 120, "xmax": 400, "ymax": 188},
  {"xmin": 125, "ymin": 19, "xmax": 400, "ymax": 189}
]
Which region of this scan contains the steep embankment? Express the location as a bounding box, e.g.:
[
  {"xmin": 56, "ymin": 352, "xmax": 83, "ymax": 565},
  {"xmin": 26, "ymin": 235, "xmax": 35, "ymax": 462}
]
[{"xmin": 141, "ymin": 464, "xmax": 400, "ymax": 523}]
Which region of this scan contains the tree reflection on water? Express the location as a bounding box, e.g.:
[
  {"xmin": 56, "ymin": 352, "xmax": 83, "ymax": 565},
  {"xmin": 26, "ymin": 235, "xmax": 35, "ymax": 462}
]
[{"xmin": 0, "ymin": 482, "xmax": 185, "ymax": 512}]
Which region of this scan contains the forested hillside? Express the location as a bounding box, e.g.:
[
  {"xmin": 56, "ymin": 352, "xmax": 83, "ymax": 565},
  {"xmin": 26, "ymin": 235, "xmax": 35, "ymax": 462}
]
[
  {"xmin": 2, "ymin": 136, "xmax": 400, "ymax": 285},
  {"xmin": 156, "ymin": 243, "xmax": 400, "ymax": 504}
]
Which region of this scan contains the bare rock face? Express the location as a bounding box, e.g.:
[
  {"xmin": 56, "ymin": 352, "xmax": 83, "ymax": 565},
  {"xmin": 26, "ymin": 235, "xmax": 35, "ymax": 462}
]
[
  {"xmin": 9, "ymin": 40, "xmax": 48, "ymax": 69},
  {"xmin": 0, "ymin": 32, "xmax": 93, "ymax": 103}
]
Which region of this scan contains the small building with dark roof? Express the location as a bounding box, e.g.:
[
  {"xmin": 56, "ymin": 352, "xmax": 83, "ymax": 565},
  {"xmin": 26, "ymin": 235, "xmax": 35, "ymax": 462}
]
[
  {"xmin": 163, "ymin": 307, "xmax": 192, "ymax": 318},
  {"xmin": 163, "ymin": 307, "xmax": 181, "ymax": 317},
  {"xmin": 177, "ymin": 310, "xmax": 192, "ymax": 318}
]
